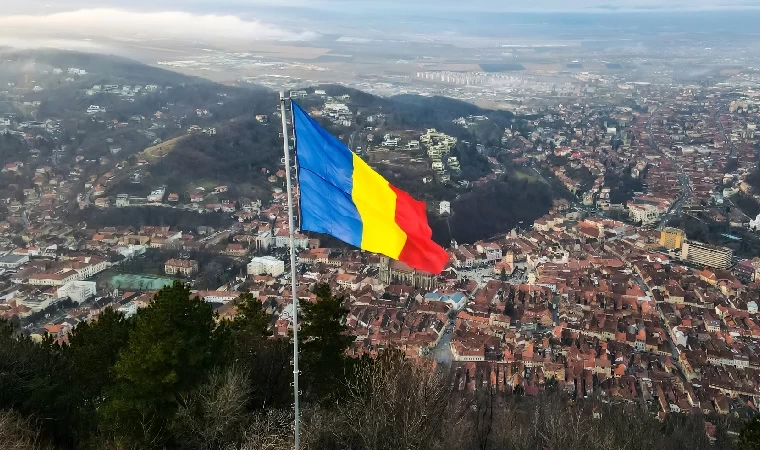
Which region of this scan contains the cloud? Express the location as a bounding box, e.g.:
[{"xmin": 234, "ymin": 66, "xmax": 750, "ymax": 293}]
[{"xmin": 0, "ymin": 8, "xmax": 316, "ymax": 43}]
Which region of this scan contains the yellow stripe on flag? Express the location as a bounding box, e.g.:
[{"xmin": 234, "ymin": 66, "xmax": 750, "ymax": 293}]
[{"xmin": 351, "ymin": 154, "xmax": 407, "ymax": 258}]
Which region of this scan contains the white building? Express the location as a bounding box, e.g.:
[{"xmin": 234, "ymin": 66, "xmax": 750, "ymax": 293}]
[
  {"xmin": 440, "ymin": 201, "xmax": 451, "ymax": 216},
  {"xmin": 27, "ymin": 256, "xmax": 109, "ymax": 286},
  {"xmin": 116, "ymin": 194, "xmax": 130, "ymax": 207},
  {"xmin": 274, "ymin": 230, "xmax": 309, "ymax": 249},
  {"xmin": 248, "ymin": 256, "xmax": 285, "ymax": 277},
  {"xmin": 749, "ymin": 213, "xmax": 760, "ymax": 231},
  {"xmin": 628, "ymin": 203, "xmax": 662, "ymax": 225},
  {"xmin": 682, "ymin": 241, "xmax": 733, "ymax": 270},
  {"xmin": 117, "ymin": 244, "xmax": 147, "ymax": 260},
  {"xmin": 195, "ymin": 291, "xmax": 240, "ymax": 304},
  {"xmin": 117, "ymin": 302, "xmax": 138, "ymax": 319},
  {"xmin": 57, "ymin": 281, "xmax": 97, "ymax": 304},
  {"xmin": 147, "ymin": 187, "xmax": 165, "ymax": 203}
]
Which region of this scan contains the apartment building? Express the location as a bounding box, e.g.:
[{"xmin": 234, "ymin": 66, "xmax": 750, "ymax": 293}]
[
  {"xmin": 682, "ymin": 241, "xmax": 733, "ymax": 270},
  {"xmin": 660, "ymin": 227, "xmax": 685, "ymax": 250}
]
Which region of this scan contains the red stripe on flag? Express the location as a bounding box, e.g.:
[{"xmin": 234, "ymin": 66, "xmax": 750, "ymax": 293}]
[{"xmin": 390, "ymin": 185, "xmax": 449, "ymax": 274}]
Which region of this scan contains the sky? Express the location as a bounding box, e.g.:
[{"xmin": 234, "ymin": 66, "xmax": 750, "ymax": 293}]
[
  {"xmin": 3, "ymin": 0, "xmax": 760, "ymax": 14},
  {"xmin": 1, "ymin": 0, "xmax": 760, "ymax": 48}
]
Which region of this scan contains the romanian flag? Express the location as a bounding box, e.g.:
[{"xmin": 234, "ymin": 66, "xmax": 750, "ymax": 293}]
[{"xmin": 293, "ymin": 102, "xmax": 449, "ymax": 274}]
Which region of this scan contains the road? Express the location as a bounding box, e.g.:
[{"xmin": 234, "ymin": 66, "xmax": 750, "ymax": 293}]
[
  {"xmin": 429, "ymin": 318, "xmax": 455, "ymax": 363},
  {"xmin": 646, "ymin": 106, "xmax": 693, "ymax": 231}
]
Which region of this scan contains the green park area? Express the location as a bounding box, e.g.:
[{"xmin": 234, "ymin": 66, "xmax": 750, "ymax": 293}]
[{"xmin": 97, "ymin": 270, "xmax": 175, "ymax": 291}]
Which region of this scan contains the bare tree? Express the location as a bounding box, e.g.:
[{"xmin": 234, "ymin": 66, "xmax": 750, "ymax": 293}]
[
  {"xmin": 0, "ymin": 410, "xmax": 50, "ymax": 450},
  {"xmin": 231, "ymin": 410, "xmax": 293, "ymax": 450},
  {"xmin": 175, "ymin": 365, "xmax": 252, "ymax": 450},
  {"xmin": 335, "ymin": 350, "xmax": 467, "ymax": 450}
]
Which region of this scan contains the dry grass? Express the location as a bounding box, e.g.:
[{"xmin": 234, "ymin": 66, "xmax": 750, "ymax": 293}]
[{"xmin": 137, "ymin": 135, "xmax": 187, "ymax": 162}]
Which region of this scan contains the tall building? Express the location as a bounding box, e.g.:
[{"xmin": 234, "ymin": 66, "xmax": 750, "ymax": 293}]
[
  {"xmin": 682, "ymin": 241, "xmax": 733, "ymax": 270},
  {"xmin": 660, "ymin": 227, "xmax": 685, "ymax": 250}
]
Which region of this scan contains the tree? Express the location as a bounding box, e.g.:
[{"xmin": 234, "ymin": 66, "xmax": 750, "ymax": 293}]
[
  {"xmin": 173, "ymin": 365, "xmax": 251, "ymax": 450},
  {"xmin": 300, "ymin": 283, "xmax": 352, "ymax": 404},
  {"xmin": 500, "ymin": 267, "xmax": 507, "ymax": 282},
  {"xmin": 0, "ymin": 409, "xmax": 50, "ymax": 450},
  {"xmin": 62, "ymin": 309, "xmax": 134, "ymax": 446},
  {"xmin": 99, "ymin": 282, "xmax": 217, "ymax": 448},
  {"xmin": 331, "ymin": 350, "xmax": 463, "ymax": 450},
  {"xmin": 236, "ymin": 410, "xmax": 293, "ymax": 450},
  {"xmin": 221, "ymin": 291, "xmax": 291, "ymax": 410},
  {"xmin": 229, "ymin": 291, "xmax": 270, "ymax": 340},
  {"xmin": 0, "ymin": 321, "xmax": 67, "ymax": 445},
  {"xmin": 740, "ymin": 415, "xmax": 760, "ymax": 450}
]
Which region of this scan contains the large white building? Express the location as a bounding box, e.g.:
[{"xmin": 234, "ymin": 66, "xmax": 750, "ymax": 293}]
[
  {"xmin": 628, "ymin": 203, "xmax": 662, "ymax": 225},
  {"xmin": 682, "ymin": 241, "xmax": 733, "ymax": 270},
  {"xmin": 248, "ymin": 256, "xmax": 285, "ymax": 277},
  {"xmin": 195, "ymin": 290, "xmax": 241, "ymax": 304},
  {"xmin": 57, "ymin": 281, "xmax": 97, "ymax": 304},
  {"xmin": 27, "ymin": 256, "xmax": 109, "ymax": 286}
]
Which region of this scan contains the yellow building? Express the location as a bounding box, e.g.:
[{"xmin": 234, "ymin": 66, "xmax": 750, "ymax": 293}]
[{"xmin": 660, "ymin": 227, "xmax": 685, "ymax": 250}]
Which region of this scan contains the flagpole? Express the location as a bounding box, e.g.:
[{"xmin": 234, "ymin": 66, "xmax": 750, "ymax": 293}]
[
  {"xmin": 280, "ymin": 91, "xmax": 300, "ymax": 450},
  {"xmin": 288, "ymin": 99, "xmax": 301, "ymax": 229}
]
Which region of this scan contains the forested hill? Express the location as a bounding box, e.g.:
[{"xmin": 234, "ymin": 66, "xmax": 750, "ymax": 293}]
[
  {"xmin": 304, "ymin": 85, "xmax": 515, "ymax": 138},
  {"xmin": 1, "ymin": 49, "xmax": 552, "ymax": 244}
]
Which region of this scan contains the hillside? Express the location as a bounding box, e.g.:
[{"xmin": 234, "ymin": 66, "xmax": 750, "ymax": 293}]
[
  {"xmin": 0, "ymin": 50, "xmax": 554, "ymax": 244},
  {"xmin": 108, "ymin": 116, "xmax": 283, "ymax": 201}
]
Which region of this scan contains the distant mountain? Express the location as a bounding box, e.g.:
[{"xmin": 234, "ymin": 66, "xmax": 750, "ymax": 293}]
[{"xmin": 0, "ymin": 48, "xmax": 208, "ymax": 86}]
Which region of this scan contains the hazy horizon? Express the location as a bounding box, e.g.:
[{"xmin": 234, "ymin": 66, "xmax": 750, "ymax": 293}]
[{"xmin": 2, "ymin": 7, "xmax": 760, "ymax": 54}]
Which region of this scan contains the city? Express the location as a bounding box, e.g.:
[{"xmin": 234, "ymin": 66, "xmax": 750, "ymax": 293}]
[{"xmin": 3, "ymin": 2, "xmax": 760, "ymax": 450}]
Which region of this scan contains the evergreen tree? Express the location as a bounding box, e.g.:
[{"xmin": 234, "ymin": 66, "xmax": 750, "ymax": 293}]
[
  {"xmin": 63, "ymin": 309, "xmax": 134, "ymax": 446},
  {"xmin": 0, "ymin": 320, "xmax": 67, "ymax": 443},
  {"xmin": 300, "ymin": 283, "xmax": 352, "ymax": 404},
  {"xmin": 229, "ymin": 291, "xmax": 270, "ymax": 340},
  {"xmin": 99, "ymin": 282, "xmax": 217, "ymax": 448},
  {"xmin": 223, "ymin": 291, "xmax": 291, "ymax": 410}
]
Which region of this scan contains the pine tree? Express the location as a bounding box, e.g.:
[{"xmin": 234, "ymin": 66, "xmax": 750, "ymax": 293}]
[
  {"xmin": 0, "ymin": 320, "xmax": 68, "ymax": 445},
  {"xmin": 63, "ymin": 308, "xmax": 134, "ymax": 445},
  {"xmin": 230, "ymin": 291, "xmax": 270, "ymax": 340},
  {"xmin": 300, "ymin": 283, "xmax": 352, "ymax": 404},
  {"xmin": 220, "ymin": 291, "xmax": 291, "ymax": 410},
  {"xmin": 99, "ymin": 282, "xmax": 217, "ymax": 448}
]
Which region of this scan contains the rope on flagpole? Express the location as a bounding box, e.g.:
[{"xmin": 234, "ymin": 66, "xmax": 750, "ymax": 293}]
[{"xmin": 280, "ymin": 91, "xmax": 301, "ymax": 450}]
